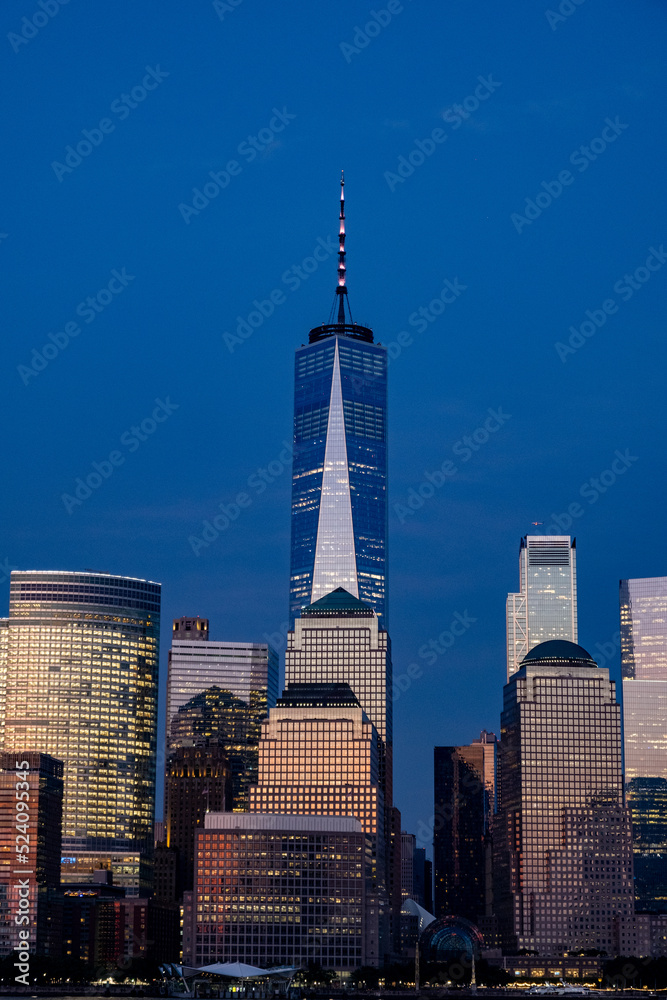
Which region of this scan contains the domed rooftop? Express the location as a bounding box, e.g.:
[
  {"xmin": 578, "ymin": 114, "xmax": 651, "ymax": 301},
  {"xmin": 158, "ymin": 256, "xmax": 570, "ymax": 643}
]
[
  {"xmin": 419, "ymin": 915, "xmax": 484, "ymax": 963},
  {"xmin": 522, "ymin": 639, "xmax": 597, "ymax": 667}
]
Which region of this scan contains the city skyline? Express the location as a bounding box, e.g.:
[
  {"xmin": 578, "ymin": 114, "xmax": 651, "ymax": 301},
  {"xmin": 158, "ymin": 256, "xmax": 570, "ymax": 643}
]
[{"xmin": 3, "ymin": 0, "xmax": 666, "ymax": 848}]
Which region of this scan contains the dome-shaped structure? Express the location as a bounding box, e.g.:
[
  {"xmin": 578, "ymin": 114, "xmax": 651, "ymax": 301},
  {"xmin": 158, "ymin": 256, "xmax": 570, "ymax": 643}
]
[
  {"xmin": 418, "ymin": 915, "xmax": 484, "ymax": 963},
  {"xmin": 521, "ymin": 639, "xmax": 597, "ymax": 667}
]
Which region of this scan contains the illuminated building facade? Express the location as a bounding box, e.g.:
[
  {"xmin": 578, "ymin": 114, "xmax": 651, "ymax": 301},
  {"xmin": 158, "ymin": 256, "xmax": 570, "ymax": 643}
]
[
  {"xmin": 285, "ymin": 588, "xmax": 392, "ymax": 801},
  {"xmin": 494, "ymin": 640, "xmax": 633, "ymax": 956},
  {"xmin": 433, "ymin": 731, "xmax": 496, "ymax": 922},
  {"xmin": 166, "ymin": 621, "xmax": 278, "ymax": 809},
  {"xmin": 187, "ymin": 813, "xmax": 368, "ymax": 972},
  {"xmin": 289, "ymin": 176, "xmax": 388, "ymax": 628},
  {"xmin": 249, "ymin": 682, "xmax": 385, "ymax": 963},
  {"xmin": 164, "ymin": 742, "xmax": 230, "ymax": 895},
  {"xmin": 169, "ymin": 686, "xmax": 258, "ymax": 810},
  {"xmin": 506, "ymin": 536, "xmax": 577, "ymax": 679},
  {"xmin": 621, "ymin": 577, "xmax": 667, "ymax": 910},
  {"xmin": 0, "ymin": 751, "xmax": 63, "ymax": 958},
  {"xmin": 0, "ymin": 571, "xmax": 160, "ymax": 893}
]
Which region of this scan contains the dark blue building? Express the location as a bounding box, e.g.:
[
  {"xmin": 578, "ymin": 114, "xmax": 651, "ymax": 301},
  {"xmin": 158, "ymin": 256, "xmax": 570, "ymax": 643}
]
[{"xmin": 289, "ymin": 175, "xmax": 388, "ymax": 627}]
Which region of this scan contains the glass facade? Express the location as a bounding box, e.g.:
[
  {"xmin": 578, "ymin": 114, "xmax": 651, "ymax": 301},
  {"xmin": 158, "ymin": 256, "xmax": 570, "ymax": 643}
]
[
  {"xmin": 621, "ymin": 578, "xmax": 667, "ymax": 910},
  {"xmin": 506, "ymin": 535, "xmax": 578, "ymax": 679},
  {"xmin": 289, "ymin": 330, "xmax": 388, "ymax": 628},
  {"xmin": 186, "ymin": 813, "xmax": 368, "ymax": 972},
  {"xmin": 433, "ymin": 732, "xmax": 496, "ymax": 923},
  {"xmin": 494, "ymin": 642, "xmax": 633, "ymax": 956},
  {"xmin": 1, "ymin": 570, "xmax": 160, "ymax": 892},
  {"xmin": 621, "ymin": 577, "xmax": 667, "ymax": 679},
  {"xmin": 166, "ymin": 629, "xmax": 278, "ymax": 811}
]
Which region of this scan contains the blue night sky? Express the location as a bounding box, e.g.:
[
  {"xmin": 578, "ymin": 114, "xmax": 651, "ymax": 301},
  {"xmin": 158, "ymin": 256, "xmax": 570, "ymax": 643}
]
[{"xmin": 3, "ymin": 0, "xmax": 666, "ymax": 846}]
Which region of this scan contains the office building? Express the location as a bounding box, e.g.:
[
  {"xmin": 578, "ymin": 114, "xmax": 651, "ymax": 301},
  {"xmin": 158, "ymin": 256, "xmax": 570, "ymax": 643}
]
[
  {"xmin": 249, "ymin": 682, "xmax": 386, "ymax": 960},
  {"xmin": 1, "ymin": 571, "xmax": 160, "ymax": 893},
  {"xmin": 621, "ymin": 577, "xmax": 667, "ymax": 910},
  {"xmin": 0, "ymin": 752, "xmax": 63, "ymax": 958},
  {"xmin": 285, "ymin": 588, "xmax": 392, "ymax": 800},
  {"xmin": 185, "ymin": 813, "xmax": 369, "ymax": 972},
  {"xmin": 433, "ymin": 732, "xmax": 496, "ymax": 922},
  {"xmin": 506, "ymin": 535, "xmax": 577, "ymax": 679},
  {"xmin": 289, "ymin": 175, "xmax": 388, "ymax": 627},
  {"xmin": 166, "ymin": 619, "xmax": 278, "ymax": 809},
  {"xmin": 164, "ymin": 742, "xmax": 230, "ymax": 895},
  {"xmin": 494, "ymin": 640, "xmax": 634, "ymax": 956},
  {"xmin": 400, "ymin": 832, "xmax": 415, "ymax": 902}
]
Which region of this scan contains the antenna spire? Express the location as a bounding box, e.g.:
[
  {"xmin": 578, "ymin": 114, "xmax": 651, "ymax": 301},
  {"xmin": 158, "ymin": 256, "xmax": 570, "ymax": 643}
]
[{"xmin": 337, "ymin": 170, "xmax": 347, "ymax": 324}]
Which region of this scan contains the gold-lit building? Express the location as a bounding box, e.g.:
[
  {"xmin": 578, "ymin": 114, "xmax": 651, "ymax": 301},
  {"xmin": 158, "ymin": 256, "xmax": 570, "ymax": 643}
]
[
  {"xmin": 249, "ymin": 681, "xmax": 385, "ymax": 965},
  {"xmin": 0, "ymin": 570, "xmax": 160, "ymax": 893},
  {"xmin": 187, "ymin": 812, "xmax": 368, "ymax": 972},
  {"xmin": 494, "ymin": 639, "xmax": 634, "ymax": 957}
]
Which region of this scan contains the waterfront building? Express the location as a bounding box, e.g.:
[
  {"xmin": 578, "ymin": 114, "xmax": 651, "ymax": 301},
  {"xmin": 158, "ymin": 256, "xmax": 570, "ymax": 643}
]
[
  {"xmin": 185, "ymin": 813, "xmax": 369, "ymax": 972},
  {"xmin": 0, "ymin": 570, "xmax": 160, "ymax": 893},
  {"xmin": 506, "ymin": 535, "xmax": 577, "ymax": 679}
]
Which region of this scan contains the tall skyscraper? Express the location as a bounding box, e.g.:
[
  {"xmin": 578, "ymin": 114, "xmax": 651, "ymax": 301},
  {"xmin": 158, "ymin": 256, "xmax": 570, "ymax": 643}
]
[
  {"xmin": 1, "ymin": 570, "xmax": 160, "ymax": 893},
  {"xmin": 433, "ymin": 731, "xmax": 496, "ymax": 922},
  {"xmin": 620, "ymin": 577, "xmax": 667, "ymax": 911},
  {"xmin": 289, "ymin": 175, "xmax": 388, "ymax": 627},
  {"xmin": 494, "ymin": 640, "xmax": 633, "ymax": 957},
  {"xmin": 166, "ymin": 619, "xmax": 278, "ymax": 809},
  {"xmin": 506, "ymin": 535, "xmax": 578, "ymax": 679}
]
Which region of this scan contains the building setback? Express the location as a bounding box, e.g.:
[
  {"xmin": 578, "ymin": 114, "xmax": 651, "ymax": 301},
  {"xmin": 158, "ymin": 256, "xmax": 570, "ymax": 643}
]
[
  {"xmin": 185, "ymin": 813, "xmax": 369, "ymax": 973},
  {"xmin": 494, "ymin": 640, "xmax": 633, "ymax": 957},
  {"xmin": 0, "ymin": 571, "xmax": 160, "ymax": 894}
]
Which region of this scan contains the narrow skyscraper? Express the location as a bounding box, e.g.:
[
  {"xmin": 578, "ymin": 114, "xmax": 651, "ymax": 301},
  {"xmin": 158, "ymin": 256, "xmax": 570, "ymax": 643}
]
[
  {"xmin": 289, "ymin": 174, "xmax": 388, "ymax": 627},
  {"xmin": 621, "ymin": 577, "xmax": 667, "ymax": 911},
  {"xmin": 506, "ymin": 535, "xmax": 577, "ymax": 679}
]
